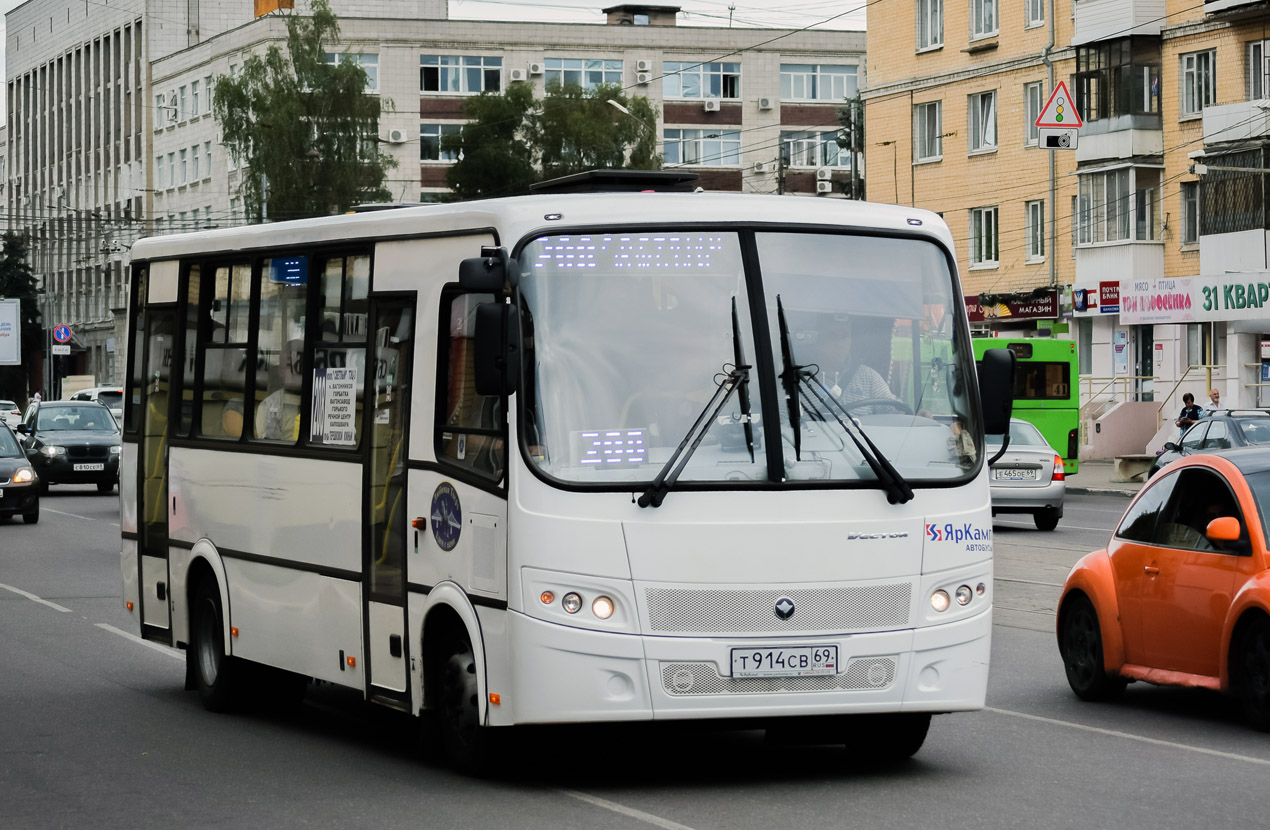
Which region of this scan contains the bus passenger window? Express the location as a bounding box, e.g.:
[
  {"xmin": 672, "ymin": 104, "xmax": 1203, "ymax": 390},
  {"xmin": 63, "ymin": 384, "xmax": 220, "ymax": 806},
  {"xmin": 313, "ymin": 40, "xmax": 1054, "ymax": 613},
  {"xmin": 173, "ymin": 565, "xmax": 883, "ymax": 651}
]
[
  {"xmin": 199, "ymin": 264, "xmax": 252, "ymax": 439},
  {"xmin": 308, "ymin": 255, "xmax": 370, "ymax": 448},
  {"xmin": 253, "ymin": 256, "xmax": 308, "ymax": 443},
  {"xmin": 437, "ymin": 292, "xmax": 504, "ymax": 481}
]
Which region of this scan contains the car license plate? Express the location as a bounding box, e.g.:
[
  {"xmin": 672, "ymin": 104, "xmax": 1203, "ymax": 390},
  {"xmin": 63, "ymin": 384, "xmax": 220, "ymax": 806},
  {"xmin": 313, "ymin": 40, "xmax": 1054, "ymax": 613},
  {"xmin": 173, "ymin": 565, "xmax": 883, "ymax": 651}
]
[
  {"xmin": 74, "ymin": 463, "xmax": 105, "ymax": 472},
  {"xmin": 994, "ymin": 468, "xmax": 1036, "ymax": 481},
  {"xmin": 731, "ymin": 645, "xmax": 838, "ymax": 678}
]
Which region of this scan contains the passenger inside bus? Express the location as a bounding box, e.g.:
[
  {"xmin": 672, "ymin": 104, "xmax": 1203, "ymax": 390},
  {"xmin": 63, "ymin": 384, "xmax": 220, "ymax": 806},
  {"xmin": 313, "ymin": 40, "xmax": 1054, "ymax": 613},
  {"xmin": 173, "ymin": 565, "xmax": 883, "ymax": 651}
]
[
  {"xmin": 255, "ymin": 339, "xmax": 304, "ymax": 442},
  {"xmin": 815, "ymin": 314, "xmax": 906, "ymax": 415}
]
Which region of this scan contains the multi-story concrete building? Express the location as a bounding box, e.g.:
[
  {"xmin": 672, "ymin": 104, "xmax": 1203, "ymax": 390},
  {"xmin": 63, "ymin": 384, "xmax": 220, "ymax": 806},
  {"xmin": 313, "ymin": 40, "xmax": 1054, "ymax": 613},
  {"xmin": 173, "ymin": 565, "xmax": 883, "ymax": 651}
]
[
  {"xmin": 4, "ymin": 0, "xmax": 864, "ymax": 397},
  {"xmin": 866, "ymin": 0, "xmax": 1270, "ymax": 453}
]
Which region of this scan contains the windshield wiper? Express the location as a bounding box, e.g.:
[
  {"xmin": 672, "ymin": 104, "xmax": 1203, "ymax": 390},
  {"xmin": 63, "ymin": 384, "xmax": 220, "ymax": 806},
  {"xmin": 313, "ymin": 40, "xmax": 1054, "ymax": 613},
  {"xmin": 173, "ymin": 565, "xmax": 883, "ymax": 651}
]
[
  {"xmin": 775, "ymin": 297, "xmax": 914, "ymax": 505},
  {"xmin": 638, "ymin": 312, "xmax": 751, "ymax": 508},
  {"xmin": 731, "ymin": 296, "xmax": 756, "ymax": 463}
]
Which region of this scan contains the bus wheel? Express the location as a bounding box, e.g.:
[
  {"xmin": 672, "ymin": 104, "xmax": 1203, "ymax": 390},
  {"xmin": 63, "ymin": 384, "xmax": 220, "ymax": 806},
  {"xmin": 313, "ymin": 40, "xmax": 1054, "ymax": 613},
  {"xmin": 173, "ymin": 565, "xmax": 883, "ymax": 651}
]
[
  {"xmin": 435, "ymin": 630, "xmax": 496, "ymax": 775},
  {"xmin": 842, "ymin": 713, "xmax": 930, "ymax": 763},
  {"xmin": 189, "ymin": 578, "xmax": 241, "ymax": 712}
]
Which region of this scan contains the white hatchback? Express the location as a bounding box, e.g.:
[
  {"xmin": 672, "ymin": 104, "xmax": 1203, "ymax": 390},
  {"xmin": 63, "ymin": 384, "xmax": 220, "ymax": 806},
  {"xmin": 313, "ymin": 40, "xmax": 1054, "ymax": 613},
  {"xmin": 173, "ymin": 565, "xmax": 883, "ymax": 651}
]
[{"xmin": 0, "ymin": 400, "xmax": 21, "ymax": 428}]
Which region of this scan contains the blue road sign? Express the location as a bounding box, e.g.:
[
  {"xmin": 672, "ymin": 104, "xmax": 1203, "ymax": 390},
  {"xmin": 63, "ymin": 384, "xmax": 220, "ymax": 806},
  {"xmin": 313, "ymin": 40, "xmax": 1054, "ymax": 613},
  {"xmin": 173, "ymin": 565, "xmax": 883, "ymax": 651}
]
[{"xmin": 53, "ymin": 325, "xmax": 73, "ymax": 343}]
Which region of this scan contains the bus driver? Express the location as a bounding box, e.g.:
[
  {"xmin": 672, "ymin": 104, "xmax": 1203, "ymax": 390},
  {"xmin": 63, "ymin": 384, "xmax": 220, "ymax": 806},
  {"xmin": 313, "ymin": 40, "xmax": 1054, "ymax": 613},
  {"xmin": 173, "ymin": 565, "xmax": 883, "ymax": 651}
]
[{"xmin": 819, "ymin": 315, "xmax": 904, "ymax": 415}]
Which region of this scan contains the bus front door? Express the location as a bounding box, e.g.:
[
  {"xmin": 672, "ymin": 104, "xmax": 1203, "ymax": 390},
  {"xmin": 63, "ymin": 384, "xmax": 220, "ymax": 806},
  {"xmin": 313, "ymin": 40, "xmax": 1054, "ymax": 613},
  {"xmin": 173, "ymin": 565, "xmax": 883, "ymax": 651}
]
[
  {"xmin": 363, "ymin": 295, "xmax": 415, "ymax": 707},
  {"xmin": 138, "ymin": 306, "xmax": 176, "ymax": 642}
]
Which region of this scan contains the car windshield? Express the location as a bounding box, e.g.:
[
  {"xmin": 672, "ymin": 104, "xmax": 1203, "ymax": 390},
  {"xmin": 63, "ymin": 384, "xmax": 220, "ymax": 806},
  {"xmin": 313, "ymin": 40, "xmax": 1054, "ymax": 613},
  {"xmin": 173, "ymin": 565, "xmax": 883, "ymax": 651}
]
[
  {"xmin": 0, "ymin": 427, "xmax": 21, "ymax": 456},
  {"xmin": 35, "ymin": 405, "xmax": 118, "ymax": 432},
  {"xmin": 519, "ymin": 229, "xmax": 980, "ymax": 487},
  {"xmin": 97, "ymin": 391, "xmax": 123, "ymax": 410},
  {"xmin": 987, "ymin": 420, "xmax": 1047, "ymax": 447}
]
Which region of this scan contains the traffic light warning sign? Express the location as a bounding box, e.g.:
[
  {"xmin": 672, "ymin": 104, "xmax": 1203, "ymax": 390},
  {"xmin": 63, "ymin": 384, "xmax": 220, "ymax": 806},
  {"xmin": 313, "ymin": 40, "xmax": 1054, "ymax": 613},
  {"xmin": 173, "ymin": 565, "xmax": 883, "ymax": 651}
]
[{"xmin": 1035, "ymin": 81, "xmax": 1083, "ymax": 129}]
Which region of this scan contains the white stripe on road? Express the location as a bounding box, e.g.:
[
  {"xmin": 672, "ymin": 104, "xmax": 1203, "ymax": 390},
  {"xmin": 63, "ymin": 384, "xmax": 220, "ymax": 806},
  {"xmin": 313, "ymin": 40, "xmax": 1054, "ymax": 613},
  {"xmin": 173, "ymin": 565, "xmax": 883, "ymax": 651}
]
[
  {"xmin": 993, "ymin": 519, "xmax": 1110, "ymax": 532},
  {"xmin": 558, "ymin": 790, "xmax": 698, "ymax": 830},
  {"xmin": 95, "ymin": 623, "xmax": 184, "ymax": 661},
  {"xmin": 0, "ymin": 581, "xmax": 72, "ymax": 612},
  {"xmin": 44, "ymin": 507, "xmax": 120, "ymax": 526},
  {"xmin": 987, "ymin": 706, "xmax": 1270, "ymax": 767}
]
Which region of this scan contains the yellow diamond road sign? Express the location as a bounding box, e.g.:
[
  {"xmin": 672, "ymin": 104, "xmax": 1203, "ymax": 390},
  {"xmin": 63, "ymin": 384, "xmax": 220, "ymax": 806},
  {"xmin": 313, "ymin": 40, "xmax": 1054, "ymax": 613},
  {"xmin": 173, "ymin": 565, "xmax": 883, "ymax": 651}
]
[{"xmin": 1035, "ymin": 80, "xmax": 1083, "ymax": 129}]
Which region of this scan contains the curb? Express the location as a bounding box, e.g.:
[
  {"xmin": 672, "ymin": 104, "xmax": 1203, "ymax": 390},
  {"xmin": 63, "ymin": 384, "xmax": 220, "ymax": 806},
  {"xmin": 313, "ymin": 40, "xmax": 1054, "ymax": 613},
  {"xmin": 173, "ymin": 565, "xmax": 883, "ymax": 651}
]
[{"xmin": 1066, "ymin": 485, "xmax": 1141, "ymax": 497}]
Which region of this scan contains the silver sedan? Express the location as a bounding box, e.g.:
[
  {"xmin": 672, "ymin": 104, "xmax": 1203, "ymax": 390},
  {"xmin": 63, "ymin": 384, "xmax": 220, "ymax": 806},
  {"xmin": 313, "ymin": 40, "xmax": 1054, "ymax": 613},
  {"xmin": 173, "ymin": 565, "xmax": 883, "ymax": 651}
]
[{"xmin": 986, "ymin": 418, "xmax": 1066, "ymax": 531}]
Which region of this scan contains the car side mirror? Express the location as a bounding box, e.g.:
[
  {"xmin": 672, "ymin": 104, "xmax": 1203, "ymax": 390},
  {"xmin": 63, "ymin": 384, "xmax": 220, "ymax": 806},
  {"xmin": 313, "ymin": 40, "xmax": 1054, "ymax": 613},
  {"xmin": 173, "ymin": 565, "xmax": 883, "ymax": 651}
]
[
  {"xmin": 1206, "ymin": 516, "xmax": 1241, "ymax": 542},
  {"xmin": 1162, "ymin": 441, "xmax": 1178, "ymax": 452},
  {"xmin": 976, "ymin": 348, "xmax": 1016, "ymax": 436},
  {"xmin": 14, "ymin": 424, "xmax": 29, "ymax": 435}
]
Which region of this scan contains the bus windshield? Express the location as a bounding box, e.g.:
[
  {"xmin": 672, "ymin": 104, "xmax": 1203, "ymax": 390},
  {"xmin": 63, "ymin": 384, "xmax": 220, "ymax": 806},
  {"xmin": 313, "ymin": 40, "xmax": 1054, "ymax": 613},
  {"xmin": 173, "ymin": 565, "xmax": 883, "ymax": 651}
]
[{"xmin": 520, "ymin": 229, "xmax": 980, "ymax": 486}]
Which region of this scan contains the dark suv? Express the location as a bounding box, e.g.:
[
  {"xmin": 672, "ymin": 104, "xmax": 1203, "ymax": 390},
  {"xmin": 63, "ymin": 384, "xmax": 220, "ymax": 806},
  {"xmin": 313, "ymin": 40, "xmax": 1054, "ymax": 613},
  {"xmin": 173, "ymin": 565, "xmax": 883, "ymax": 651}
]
[
  {"xmin": 17, "ymin": 401, "xmax": 122, "ymax": 493},
  {"xmin": 1150, "ymin": 410, "xmax": 1270, "ymax": 477}
]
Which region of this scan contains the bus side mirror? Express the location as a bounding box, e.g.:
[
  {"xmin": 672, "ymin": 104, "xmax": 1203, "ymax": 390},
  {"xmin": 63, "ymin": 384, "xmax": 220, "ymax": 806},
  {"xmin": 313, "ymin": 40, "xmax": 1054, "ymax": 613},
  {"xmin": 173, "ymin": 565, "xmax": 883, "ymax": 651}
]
[
  {"xmin": 459, "ymin": 247, "xmax": 520, "ymax": 292},
  {"xmin": 474, "ymin": 302, "xmax": 520, "ymax": 397},
  {"xmin": 977, "ymin": 348, "xmax": 1016, "ymax": 436}
]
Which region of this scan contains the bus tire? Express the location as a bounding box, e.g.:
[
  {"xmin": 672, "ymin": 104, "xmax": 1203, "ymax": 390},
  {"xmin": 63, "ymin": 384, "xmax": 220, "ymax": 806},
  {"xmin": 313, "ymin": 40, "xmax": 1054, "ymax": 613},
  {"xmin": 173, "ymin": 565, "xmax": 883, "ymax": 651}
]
[
  {"xmin": 189, "ymin": 577, "xmax": 241, "ymax": 713},
  {"xmin": 434, "ymin": 629, "xmax": 498, "ymax": 775},
  {"xmin": 842, "ymin": 713, "xmax": 930, "ymax": 763}
]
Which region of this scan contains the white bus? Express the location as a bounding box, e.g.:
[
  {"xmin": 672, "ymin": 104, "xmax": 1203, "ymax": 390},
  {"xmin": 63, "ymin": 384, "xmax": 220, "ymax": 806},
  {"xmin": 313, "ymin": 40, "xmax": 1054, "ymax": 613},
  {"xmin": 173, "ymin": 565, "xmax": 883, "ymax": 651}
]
[{"xmin": 121, "ymin": 190, "xmax": 1014, "ymax": 771}]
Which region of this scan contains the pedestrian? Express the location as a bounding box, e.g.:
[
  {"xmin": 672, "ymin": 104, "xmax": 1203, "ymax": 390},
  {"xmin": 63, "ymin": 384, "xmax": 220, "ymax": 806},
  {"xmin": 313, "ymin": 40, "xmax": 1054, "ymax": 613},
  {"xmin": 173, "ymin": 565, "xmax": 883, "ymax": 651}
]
[
  {"xmin": 1205, "ymin": 388, "xmax": 1221, "ymax": 413},
  {"xmin": 1176, "ymin": 392, "xmax": 1202, "ymax": 430},
  {"xmin": 30, "ymin": 390, "xmax": 41, "ymax": 403}
]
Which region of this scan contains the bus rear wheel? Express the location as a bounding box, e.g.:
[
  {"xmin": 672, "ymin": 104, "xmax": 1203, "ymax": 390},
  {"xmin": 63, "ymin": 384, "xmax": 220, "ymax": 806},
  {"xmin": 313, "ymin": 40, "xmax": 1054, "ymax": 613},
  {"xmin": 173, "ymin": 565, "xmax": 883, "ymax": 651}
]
[{"xmin": 189, "ymin": 578, "xmax": 241, "ymax": 712}]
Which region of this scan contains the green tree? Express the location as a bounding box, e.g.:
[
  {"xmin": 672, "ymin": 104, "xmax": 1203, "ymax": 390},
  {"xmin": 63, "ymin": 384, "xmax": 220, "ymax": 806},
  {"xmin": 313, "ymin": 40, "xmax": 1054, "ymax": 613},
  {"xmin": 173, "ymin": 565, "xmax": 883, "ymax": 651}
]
[
  {"xmin": 837, "ymin": 93, "xmax": 865, "ymax": 199},
  {"xmin": 441, "ymin": 82, "xmax": 661, "ymax": 200},
  {"xmin": 213, "ymin": 0, "xmax": 395, "ymax": 222},
  {"xmin": 0, "ymin": 233, "xmax": 42, "ymax": 404}
]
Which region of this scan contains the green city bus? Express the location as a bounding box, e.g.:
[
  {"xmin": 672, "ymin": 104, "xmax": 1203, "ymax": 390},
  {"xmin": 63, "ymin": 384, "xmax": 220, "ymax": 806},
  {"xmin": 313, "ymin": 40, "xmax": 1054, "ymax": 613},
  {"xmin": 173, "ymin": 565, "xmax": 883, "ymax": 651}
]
[{"xmin": 973, "ymin": 338, "xmax": 1079, "ymax": 475}]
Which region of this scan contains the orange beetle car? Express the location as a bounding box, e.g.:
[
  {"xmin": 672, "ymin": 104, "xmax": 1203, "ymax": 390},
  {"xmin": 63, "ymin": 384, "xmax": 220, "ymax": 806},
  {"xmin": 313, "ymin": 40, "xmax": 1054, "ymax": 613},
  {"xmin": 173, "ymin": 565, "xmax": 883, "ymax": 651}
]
[{"xmin": 1057, "ymin": 449, "xmax": 1270, "ymax": 728}]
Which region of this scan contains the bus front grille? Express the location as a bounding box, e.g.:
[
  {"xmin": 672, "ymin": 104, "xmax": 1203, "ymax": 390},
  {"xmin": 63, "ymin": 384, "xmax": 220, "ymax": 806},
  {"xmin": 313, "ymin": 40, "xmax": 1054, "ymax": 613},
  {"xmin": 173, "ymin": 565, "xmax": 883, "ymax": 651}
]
[
  {"xmin": 661, "ymin": 657, "xmax": 897, "ymax": 695},
  {"xmin": 644, "ymin": 584, "xmax": 912, "ymax": 635}
]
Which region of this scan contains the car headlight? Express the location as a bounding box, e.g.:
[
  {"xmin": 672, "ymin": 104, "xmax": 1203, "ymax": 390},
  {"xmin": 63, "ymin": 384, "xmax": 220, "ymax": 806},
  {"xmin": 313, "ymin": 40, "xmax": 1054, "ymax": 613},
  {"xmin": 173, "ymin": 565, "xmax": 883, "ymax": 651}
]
[
  {"xmin": 13, "ymin": 467, "xmax": 35, "ymax": 484},
  {"xmin": 39, "ymin": 445, "xmax": 66, "ymax": 457},
  {"xmin": 110, "ymin": 445, "xmax": 122, "ymax": 454}
]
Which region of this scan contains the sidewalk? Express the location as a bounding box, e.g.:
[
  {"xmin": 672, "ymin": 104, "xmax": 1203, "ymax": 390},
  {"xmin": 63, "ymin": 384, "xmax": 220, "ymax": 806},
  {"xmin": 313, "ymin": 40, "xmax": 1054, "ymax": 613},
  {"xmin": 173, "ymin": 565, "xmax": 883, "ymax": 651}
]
[{"xmin": 1065, "ymin": 459, "xmax": 1145, "ymax": 498}]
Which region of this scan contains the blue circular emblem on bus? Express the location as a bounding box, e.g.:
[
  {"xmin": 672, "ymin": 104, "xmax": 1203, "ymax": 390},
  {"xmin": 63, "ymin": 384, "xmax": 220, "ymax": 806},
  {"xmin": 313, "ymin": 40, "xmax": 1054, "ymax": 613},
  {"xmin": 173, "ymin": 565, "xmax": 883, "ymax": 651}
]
[{"xmin": 430, "ymin": 482, "xmax": 462, "ymax": 552}]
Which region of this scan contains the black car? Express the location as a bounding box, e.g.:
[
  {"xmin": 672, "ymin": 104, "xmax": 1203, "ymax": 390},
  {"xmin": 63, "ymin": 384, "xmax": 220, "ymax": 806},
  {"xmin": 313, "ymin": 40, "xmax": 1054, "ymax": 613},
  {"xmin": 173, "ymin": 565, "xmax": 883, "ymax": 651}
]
[
  {"xmin": 0, "ymin": 422, "xmax": 40, "ymax": 523},
  {"xmin": 17, "ymin": 401, "xmax": 122, "ymax": 492},
  {"xmin": 1150, "ymin": 409, "xmax": 1270, "ymax": 476}
]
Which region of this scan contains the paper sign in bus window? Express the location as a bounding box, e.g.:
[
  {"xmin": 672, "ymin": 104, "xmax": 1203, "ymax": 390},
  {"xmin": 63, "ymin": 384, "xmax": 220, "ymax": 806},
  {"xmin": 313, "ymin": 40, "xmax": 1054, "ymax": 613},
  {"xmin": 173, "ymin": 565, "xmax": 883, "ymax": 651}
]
[{"xmin": 312, "ymin": 366, "xmax": 359, "ymax": 445}]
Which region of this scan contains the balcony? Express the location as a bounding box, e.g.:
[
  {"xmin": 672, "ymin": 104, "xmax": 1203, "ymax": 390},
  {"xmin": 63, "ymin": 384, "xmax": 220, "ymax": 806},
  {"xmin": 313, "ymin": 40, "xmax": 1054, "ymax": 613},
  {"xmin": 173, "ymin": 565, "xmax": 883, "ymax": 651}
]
[
  {"xmin": 1203, "ymin": 100, "xmax": 1270, "ymax": 145},
  {"xmin": 1204, "ymin": 0, "xmax": 1268, "ymax": 16},
  {"xmin": 1076, "ymin": 243, "xmax": 1164, "ymax": 286},
  {"xmin": 1073, "ymin": 0, "xmax": 1165, "ymax": 46}
]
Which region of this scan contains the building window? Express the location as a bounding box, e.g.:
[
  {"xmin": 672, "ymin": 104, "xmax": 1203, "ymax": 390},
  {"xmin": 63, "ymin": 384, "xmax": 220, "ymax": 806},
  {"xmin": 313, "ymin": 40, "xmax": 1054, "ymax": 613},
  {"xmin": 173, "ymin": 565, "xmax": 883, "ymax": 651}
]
[
  {"xmin": 191, "ymin": 145, "xmax": 200, "ymax": 181},
  {"xmin": 663, "ymin": 128, "xmax": 742, "ymax": 166},
  {"xmin": 968, "ymin": 91, "xmax": 997, "ymax": 152},
  {"xmin": 204, "ymin": 75, "xmax": 214, "ymax": 114},
  {"xmin": 191, "ymin": 80, "xmax": 200, "ymax": 116},
  {"xmin": 780, "ymin": 130, "xmax": 850, "ymax": 168},
  {"xmin": 1248, "ymin": 40, "xmax": 1269, "ymax": 99},
  {"xmin": 1025, "ymin": 0, "xmax": 1044, "ymax": 27},
  {"xmin": 1071, "ymin": 195, "xmax": 1078, "ymax": 258},
  {"xmin": 1078, "ymin": 168, "xmax": 1131, "ymax": 244},
  {"xmin": 663, "ymin": 61, "xmax": 741, "ymax": 99},
  {"xmin": 913, "ymin": 101, "xmax": 942, "ymax": 161},
  {"xmin": 1181, "ymin": 182, "xmax": 1199, "ymax": 244},
  {"xmin": 779, "ymin": 64, "xmax": 857, "ymax": 101},
  {"xmin": 544, "ymin": 58, "xmax": 623, "ymax": 91},
  {"xmin": 325, "ymin": 51, "xmax": 379, "ymax": 93},
  {"xmin": 204, "ymin": 142, "xmax": 212, "ymax": 178},
  {"xmin": 179, "ymin": 149, "xmax": 188, "ymax": 185},
  {"xmin": 421, "ymin": 123, "xmax": 463, "ymax": 161},
  {"xmin": 917, "ymin": 0, "xmax": 942, "ymax": 50},
  {"xmin": 1026, "ymin": 200, "xmax": 1045, "ymax": 261},
  {"xmin": 154, "ymin": 94, "xmax": 167, "ymax": 129},
  {"xmin": 970, "ymin": 0, "xmax": 997, "ymax": 39},
  {"xmin": 1024, "ymin": 81, "xmax": 1042, "ymax": 145},
  {"xmin": 155, "ymin": 155, "xmax": 164, "ymax": 190},
  {"xmin": 970, "ymin": 207, "xmax": 998, "ymax": 267},
  {"xmin": 179, "ymin": 85, "xmax": 188, "ymax": 120},
  {"xmin": 420, "ymin": 55, "xmax": 502, "ymax": 94},
  {"xmin": 168, "ymin": 152, "xmax": 176, "ymax": 186},
  {"xmin": 1074, "ymin": 37, "xmax": 1161, "ymax": 123},
  {"xmin": 1181, "ymin": 50, "xmax": 1216, "ymax": 117}
]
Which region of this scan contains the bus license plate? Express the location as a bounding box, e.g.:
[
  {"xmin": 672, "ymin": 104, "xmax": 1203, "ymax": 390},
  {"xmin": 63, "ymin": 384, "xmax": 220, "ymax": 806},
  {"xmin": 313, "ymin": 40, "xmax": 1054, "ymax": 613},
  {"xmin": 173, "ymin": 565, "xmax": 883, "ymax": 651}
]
[
  {"xmin": 74, "ymin": 463, "xmax": 105, "ymax": 472},
  {"xmin": 731, "ymin": 645, "xmax": 838, "ymax": 678},
  {"xmin": 994, "ymin": 468, "xmax": 1036, "ymax": 481}
]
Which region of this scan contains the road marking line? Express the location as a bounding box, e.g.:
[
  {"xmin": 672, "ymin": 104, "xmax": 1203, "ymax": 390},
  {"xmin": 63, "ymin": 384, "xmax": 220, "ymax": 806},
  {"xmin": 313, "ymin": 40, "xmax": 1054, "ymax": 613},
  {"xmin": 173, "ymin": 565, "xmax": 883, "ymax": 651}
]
[
  {"xmin": 994, "ymin": 519, "xmax": 1111, "ymax": 532},
  {"xmin": 42, "ymin": 507, "xmax": 121, "ymax": 527},
  {"xmin": 558, "ymin": 790, "xmax": 698, "ymax": 830},
  {"xmin": 95, "ymin": 623, "xmax": 184, "ymax": 661},
  {"xmin": 0, "ymin": 581, "xmax": 72, "ymax": 612},
  {"xmin": 987, "ymin": 706, "xmax": 1270, "ymax": 766},
  {"xmin": 995, "ymin": 577, "xmax": 1064, "ymax": 588}
]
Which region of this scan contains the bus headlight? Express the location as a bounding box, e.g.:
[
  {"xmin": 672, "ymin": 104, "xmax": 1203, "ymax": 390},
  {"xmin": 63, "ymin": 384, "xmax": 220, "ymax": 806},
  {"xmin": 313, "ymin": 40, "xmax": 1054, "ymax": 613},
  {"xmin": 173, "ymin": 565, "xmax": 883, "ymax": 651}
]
[
  {"xmin": 561, "ymin": 592, "xmax": 582, "ymax": 614},
  {"xmin": 592, "ymin": 596, "xmax": 615, "ymax": 620},
  {"xmin": 955, "ymin": 585, "xmax": 973, "ymax": 606},
  {"xmin": 930, "ymin": 590, "xmax": 951, "ymax": 613}
]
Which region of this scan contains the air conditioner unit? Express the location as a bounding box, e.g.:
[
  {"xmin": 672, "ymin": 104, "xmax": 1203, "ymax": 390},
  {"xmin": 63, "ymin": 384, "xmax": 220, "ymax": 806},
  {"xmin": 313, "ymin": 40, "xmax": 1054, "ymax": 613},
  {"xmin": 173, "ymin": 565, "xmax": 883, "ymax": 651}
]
[
  {"xmin": 815, "ymin": 167, "xmax": 833, "ymax": 181},
  {"xmin": 757, "ymin": 96, "xmax": 775, "ymax": 111},
  {"xmin": 703, "ymin": 99, "xmax": 722, "ymax": 112},
  {"xmin": 816, "ymin": 180, "xmax": 834, "ymax": 194},
  {"xmin": 509, "ymin": 68, "xmax": 528, "ymax": 83},
  {"xmin": 635, "ymin": 59, "xmax": 653, "ymax": 73},
  {"xmin": 387, "ymin": 128, "xmax": 408, "ymax": 144},
  {"xmin": 635, "ymin": 72, "xmax": 652, "ymax": 85},
  {"xmin": 528, "ymin": 62, "xmax": 544, "ymax": 76},
  {"xmin": 753, "ymin": 161, "xmax": 773, "ymax": 174}
]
